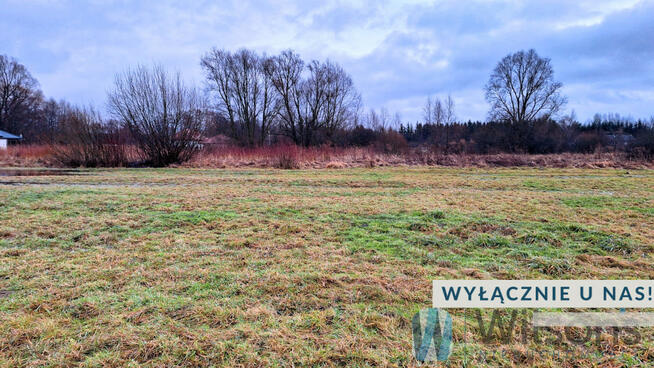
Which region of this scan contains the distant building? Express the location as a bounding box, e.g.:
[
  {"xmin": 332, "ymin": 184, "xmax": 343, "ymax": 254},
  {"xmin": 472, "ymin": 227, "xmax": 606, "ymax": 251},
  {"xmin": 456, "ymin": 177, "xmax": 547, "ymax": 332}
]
[
  {"xmin": 0, "ymin": 130, "xmax": 22, "ymax": 150},
  {"xmin": 176, "ymin": 134, "xmax": 235, "ymax": 151},
  {"xmin": 606, "ymin": 133, "xmax": 635, "ymax": 150},
  {"xmin": 200, "ymin": 134, "xmax": 234, "ymax": 150}
]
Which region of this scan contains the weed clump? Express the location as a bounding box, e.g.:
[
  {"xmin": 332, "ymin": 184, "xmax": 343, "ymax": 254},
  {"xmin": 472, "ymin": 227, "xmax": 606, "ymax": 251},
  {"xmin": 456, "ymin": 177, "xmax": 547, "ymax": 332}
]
[
  {"xmin": 325, "ymin": 161, "xmax": 346, "ymax": 169},
  {"xmin": 592, "ymin": 235, "xmax": 635, "ymax": 255},
  {"xmin": 527, "ymin": 256, "xmax": 573, "ymax": 276},
  {"xmin": 426, "ymin": 210, "xmax": 445, "ymax": 220},
  {"xmin": 472, "ymin": 234, "xmax": 511, "ymax": 248},
  {"xmin": 408, "ymin": 221, "xmax": 430, "ymax": 231},
  {"xmin": 519, "ymin": 232, "xmax": 562, "ymax": 247},
  {"xmin": 276, "ymin": 152, "xmax": 300, "ymax": 169}
]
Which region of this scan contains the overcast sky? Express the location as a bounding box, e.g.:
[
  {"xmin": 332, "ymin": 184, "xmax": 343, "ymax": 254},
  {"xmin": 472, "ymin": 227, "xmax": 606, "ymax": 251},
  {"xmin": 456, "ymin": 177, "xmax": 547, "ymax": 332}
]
[{"xmin": 2, "ymin": 0, "xmax": 653, "ymax": 123}]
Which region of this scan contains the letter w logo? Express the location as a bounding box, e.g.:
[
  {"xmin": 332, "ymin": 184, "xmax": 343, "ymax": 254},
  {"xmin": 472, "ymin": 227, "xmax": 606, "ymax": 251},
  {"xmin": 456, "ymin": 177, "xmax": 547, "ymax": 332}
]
[{"xmin": 412, "ymin": 308, "xmax": 452, "ymax": 363}]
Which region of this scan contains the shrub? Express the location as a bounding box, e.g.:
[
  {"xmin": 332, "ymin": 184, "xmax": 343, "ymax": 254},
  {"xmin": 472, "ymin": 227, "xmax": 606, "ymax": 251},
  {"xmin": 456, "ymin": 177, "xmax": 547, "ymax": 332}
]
[
  {"xmin": 574, "ymin": 132, "xmax": 603, "ymax": 153},
  {"xmin": 374, "ymin": 130, "xmax": 408, "ymax": 154},
  {"xmin": 346, "ymin": 125, "xmax": 376, "ymax": 147},
  {"xmin": 108, "ymin": 65, "xmax": 204, "ymax": 166},
  {"xmin": 275, "ymin": 152, "xmax": 300, "ymax": 169},
  {"xmin": 52, "ymin": 107, "xmax": 130, "ymax": 167}
]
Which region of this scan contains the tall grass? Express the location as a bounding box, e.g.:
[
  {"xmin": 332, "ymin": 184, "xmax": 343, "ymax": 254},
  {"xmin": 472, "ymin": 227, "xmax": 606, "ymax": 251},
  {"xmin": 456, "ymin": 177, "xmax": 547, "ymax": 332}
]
[
  {"xmin": 189, "ymin": 145, "xmax": 379, "ymax": 168},
  {"xmin": 0, "ymin": 144, "xmax": 55, "ymax": 167},
  {"xmin": 0, "ymin": 144, "xmax": 142, "ymax": 168},
  {"xmin": 188, "ymin": 146, "xmax": 653, "ymax": 169},
  {"xmin": 1, "ymin": 143, "xmax": 652, "ymax": 168},
  {"xmin": 3, "ymin": 144, "xmax": 53, "ymax": 159},
  {"xmin": 52, "ymin": 144, "xmax": 135, "ymax": 167}
]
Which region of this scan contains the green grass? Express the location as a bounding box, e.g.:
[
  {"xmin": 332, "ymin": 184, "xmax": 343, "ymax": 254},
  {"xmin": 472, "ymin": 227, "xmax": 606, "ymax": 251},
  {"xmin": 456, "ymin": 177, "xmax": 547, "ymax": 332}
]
[{"xmin": 0, "ymin": 167, "xmax": 652, "ymax": 367}]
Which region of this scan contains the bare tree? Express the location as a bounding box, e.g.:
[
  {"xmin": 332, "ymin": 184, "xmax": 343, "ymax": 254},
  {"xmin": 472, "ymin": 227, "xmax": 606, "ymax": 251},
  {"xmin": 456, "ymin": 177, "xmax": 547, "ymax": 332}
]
[
  {"xmin": 485, "ymin": 49, "xmax": 566, "ymax": 124},
  {"xmin": 108, "ymin": 65, "xmax": 204, "ymax": 166},
  {"xmin": 378, "ymin": 107, "xmax": 391, "ymax": 131},
  {"xmin": 433, "ymin": 97, "xmax": 444, "ymax": 125},
  {"xmin": 424, "ymin": 95, "xmax": 446, "ymax": 125},
  {"xmin": 442, "ymin": 95, "xmax": 457, "ymax": 153},
  {"xmin": 0, "ymin": 55, "xmax": 43, "ymax": 134},
  {"xmin": 303, "ymin": 59, "xmax": 360, "ymax": 144},
  {"xmin": 53, "ymin": 106, "xmax": 128, "ymax": 167},
  {"xmin": 39, "ymin": 99, "xmax": 70, "ymax": 144},
  {"xmin": 392, "ymin": 112, "xmax": 402, "ymax": 130},
  {"xmin": 201, "ymin": 49, "xmax": 278, "ymax": 146},
  {"xmin": 444, "ymin": 94, "xmax": 456, "ymax": 124},
  {"xmin": 203, "ymin": 48, "xmax": 359, "ymax": 146},
  {"xmin": 264, "ymin": 51, "xmax": 360, "ymax": 146},
  {"xmin": 366, "ymin": 108, "xmax": 401, "ymax": 132},
  {"xmin": 200, "ymin": 50, "xmax": 236, "ymax": 137},
  {"xmin": 263, "ymin": 50, "xmax": 304, "ymax": 144},
  {"xmin": 365, "ymin": 109, "xmax": 380, "ymax": 130},
  {"xmin": 423, "ymin": 96, "xmax": 433, "ymax": 125}
]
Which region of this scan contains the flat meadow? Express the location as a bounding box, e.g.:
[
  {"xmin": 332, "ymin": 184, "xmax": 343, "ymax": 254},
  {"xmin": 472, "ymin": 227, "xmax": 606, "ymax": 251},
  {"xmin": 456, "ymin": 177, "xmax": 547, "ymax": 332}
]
[{"xmin": 0, "ymin": 167, "xmax": 652, "ymax": 367}]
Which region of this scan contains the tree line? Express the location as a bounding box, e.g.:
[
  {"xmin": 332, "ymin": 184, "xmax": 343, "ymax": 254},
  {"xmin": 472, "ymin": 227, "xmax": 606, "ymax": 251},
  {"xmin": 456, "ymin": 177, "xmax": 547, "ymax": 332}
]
[
  {"xmin": 399, "ymin": 113, "xmax": 654, "ymax": 156},
  {"xmin": 1, "ymin": 49, "xmax": 652, "ymax": 166}
]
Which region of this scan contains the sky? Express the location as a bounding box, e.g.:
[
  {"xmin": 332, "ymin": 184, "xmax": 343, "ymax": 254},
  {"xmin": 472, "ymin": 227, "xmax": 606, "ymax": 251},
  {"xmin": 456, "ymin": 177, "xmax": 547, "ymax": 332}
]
[{"xmin": 2, "ymin": 0, "xmax": 653, "ymax": 123}]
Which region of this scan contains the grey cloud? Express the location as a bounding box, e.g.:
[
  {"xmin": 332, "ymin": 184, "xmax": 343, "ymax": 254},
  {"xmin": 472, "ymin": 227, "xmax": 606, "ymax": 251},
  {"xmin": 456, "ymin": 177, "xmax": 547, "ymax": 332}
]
[{"xmin": 2, "ymin": 0, "xmax": 652, "ymax": 122}]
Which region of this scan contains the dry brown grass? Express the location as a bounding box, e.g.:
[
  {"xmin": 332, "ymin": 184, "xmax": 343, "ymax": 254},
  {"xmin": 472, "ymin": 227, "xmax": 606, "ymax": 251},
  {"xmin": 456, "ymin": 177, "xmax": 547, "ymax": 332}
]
[
  {"xmin": 2, "ymin": 144, "xmax": 653, "ymax": 169},
  {"xmin": 185, "ymin": 145, "xmax": 377, "ymax": 169},
  {"xmin": 0, "ymin": 145, "xmax": 55, "ymax": 167},
  {"xmin": 187, "ymin": 147, "xmax": 654, "ymax": 169}
]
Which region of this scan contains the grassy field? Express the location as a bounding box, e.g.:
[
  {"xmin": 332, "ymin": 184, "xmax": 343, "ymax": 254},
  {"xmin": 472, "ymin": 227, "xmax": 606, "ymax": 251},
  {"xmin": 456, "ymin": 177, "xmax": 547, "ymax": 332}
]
[{"xmin": 0, "ymin": 167, "xmax": 652, "ymax": 367}]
